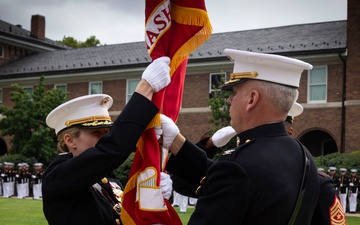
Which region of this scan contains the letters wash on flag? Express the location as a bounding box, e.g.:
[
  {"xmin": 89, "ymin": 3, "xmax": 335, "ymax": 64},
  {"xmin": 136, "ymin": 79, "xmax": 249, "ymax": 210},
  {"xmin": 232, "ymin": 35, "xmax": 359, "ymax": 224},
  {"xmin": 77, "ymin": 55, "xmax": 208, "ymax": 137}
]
[{"xmin": 120, "ymin": 0, "xmax": 212, "ymax": 224}]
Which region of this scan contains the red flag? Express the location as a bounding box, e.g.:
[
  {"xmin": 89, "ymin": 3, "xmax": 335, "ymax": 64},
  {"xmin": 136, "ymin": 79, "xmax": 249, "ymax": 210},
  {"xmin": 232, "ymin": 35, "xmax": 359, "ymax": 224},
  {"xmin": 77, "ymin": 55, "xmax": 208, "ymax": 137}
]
[{"xmin": 121, "ymin": 1, "xmax": 212, "ymax": 224}]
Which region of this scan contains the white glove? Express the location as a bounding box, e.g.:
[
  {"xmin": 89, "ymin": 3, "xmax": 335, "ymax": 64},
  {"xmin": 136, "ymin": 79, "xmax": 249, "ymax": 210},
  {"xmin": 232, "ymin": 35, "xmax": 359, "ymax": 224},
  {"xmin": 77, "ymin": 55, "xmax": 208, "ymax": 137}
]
[
  {"xmin": 211, "ymin": 126, "xmax": 237, "ymax": 147},
  {"xmin": 160, "ymin": 172, "xmax": 173, "ymax": 200},
  {"xmin": 154, "ymin": 125, "xmax": 163, "ymax": 140},
  {"xmin": 160, "ymin": 114, "xmax": 180, "ymax": 148},
  {"xmin": 142, "ymin": 56, "xmax": 171, "ymax": 93}
]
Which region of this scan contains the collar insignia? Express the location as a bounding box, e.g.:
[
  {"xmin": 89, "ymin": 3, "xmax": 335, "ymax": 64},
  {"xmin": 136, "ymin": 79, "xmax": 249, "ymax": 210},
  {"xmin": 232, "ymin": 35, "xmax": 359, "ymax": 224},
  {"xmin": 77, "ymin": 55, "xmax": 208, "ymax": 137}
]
[{"xmin": 222, "ymin": 149, "xmax": 235, "ymax": 155}]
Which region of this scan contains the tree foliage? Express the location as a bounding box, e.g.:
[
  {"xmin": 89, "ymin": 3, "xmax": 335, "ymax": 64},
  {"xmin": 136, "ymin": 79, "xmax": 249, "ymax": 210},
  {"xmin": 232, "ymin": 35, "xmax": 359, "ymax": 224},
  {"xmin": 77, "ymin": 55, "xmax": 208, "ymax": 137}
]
[
  {"xmin": 208, "ymin": 90, "xmax": 231, "ymax": 128},
  {"xmin": 58, "ymin": 35, "xmax": 101, "ymax": 48},
  {"xmin": 207, "ymin": 90, "xmax": 237, "ymax": 157},
  {"xmin": 0, "ymin": 76, "xmax": 67, "ymax": 165},
  {"xmin": 314, "ymin": 151, "xmax": 360, "ymax": 170}
]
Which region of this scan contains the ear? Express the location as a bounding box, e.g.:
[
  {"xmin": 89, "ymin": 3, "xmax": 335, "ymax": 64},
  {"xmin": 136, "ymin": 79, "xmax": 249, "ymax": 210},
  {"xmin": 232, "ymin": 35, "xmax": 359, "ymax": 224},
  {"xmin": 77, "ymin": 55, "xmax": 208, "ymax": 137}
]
[
  {"xmin": 246, "ymin": 90, "xmax": 260, "ymax": 112},
  {"xmin": 63, "ymin": 133, "xmax": 76, "ymax": 149}
]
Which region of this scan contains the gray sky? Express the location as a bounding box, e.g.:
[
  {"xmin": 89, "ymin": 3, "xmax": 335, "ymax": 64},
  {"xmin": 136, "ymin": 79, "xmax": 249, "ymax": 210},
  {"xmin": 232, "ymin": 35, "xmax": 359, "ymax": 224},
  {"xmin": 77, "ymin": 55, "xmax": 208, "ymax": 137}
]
[{"xmin": 0, "ymin": 0, "xmax": 347, "ymax": 45}]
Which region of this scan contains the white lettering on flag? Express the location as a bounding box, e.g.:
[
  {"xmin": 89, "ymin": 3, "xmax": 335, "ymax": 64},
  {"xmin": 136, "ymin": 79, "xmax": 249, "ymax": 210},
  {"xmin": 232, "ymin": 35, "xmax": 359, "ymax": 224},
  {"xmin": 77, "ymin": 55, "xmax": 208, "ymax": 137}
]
[{"xmin": 145, "ymin": 1, "xmax": 171, "ymax": 53}]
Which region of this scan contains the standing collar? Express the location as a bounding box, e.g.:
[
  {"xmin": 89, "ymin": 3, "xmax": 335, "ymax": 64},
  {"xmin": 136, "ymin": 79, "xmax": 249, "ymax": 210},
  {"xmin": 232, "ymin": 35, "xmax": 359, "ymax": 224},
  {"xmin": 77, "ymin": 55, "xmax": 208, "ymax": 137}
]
[{"xmin": 237, "ymin": 122, "xmax": 288, "ymax": 145}]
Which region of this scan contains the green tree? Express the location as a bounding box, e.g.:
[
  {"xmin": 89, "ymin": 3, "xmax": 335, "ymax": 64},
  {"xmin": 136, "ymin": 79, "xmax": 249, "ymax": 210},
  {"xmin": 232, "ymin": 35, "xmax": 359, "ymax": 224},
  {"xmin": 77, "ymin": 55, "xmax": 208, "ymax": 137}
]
[
  {"xmin": 81, "ymin": 35, "xmax": 101, "ymax": 47},
  {"xmin": 0, "ymin": 76, "xmax": 67, "ymax": 165},
  {"xmin": 208, "ymin": 90, "xmax": 231, "ymax": 128},
  {"xmin": 314, "ymin": 151, "xmax": 360, "ymax": 170},
  {"xmin": 58, "ymin": 35, "xmax": 101, "ymax": 48},
  {"xmin": 207, "ymin": 89, "xmax": 237, "ymax": 157}
]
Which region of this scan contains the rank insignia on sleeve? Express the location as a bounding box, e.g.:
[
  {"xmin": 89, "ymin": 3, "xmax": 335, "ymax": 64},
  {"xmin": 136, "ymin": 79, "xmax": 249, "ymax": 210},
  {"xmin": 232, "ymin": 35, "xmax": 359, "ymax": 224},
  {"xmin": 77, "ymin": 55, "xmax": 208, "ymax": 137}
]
[{"xmin": 329, "ymin": 195, "xmax": 346, "ymax": 225}]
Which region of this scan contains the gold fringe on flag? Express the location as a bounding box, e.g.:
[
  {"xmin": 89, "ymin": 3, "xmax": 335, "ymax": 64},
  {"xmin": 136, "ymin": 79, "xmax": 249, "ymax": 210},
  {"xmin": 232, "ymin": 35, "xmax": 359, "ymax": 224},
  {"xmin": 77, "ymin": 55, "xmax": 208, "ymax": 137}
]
[{"xmin": 169, "ymin": 2, "xmax": 213, "ymax": 77}]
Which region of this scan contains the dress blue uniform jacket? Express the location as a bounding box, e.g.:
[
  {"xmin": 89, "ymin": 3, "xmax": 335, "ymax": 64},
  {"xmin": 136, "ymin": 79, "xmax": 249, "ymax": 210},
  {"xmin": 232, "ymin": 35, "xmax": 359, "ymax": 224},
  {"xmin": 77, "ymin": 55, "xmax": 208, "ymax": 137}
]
[
  {"xmin": 166, "ymin": 122, "xmax": 320, "ymax": 225},
  {"xmin": 311, "ymin": 172, "xmax": 345, "ymax": 225},
  {"xmin": 42, "ymin": 93, "xmax": 158, "ymax": 225}
]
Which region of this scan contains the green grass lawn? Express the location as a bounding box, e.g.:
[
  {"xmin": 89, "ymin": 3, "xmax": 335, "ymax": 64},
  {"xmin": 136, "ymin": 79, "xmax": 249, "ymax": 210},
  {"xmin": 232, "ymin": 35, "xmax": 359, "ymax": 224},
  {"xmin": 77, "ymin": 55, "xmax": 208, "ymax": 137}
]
[
  {"xmin": 0, "ymin": 198, "xmax": 358, "ymax": 225},
  {"xmin": 0, "ymin": 198, "xmax": 48, "ymax": 225},
  {"xmin": 173, "ymin": 206, "xmax": 195, "ymax": 224}
]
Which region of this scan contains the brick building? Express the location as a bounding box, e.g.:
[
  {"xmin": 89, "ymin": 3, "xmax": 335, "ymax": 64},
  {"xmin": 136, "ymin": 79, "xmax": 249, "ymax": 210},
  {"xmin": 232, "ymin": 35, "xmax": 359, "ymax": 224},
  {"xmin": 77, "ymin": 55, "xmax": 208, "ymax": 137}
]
[{"xmin": 0, "ymin": 1, "xmax": 359, "ymax": 157}]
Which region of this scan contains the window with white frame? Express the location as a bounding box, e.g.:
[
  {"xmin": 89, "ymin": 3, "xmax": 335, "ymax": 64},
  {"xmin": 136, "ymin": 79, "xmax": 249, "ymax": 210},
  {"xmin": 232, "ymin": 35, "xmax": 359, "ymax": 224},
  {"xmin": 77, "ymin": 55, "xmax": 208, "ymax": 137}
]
[
  {"xmin": 55, "ymin": 84, "xmax": 67, "ymax": 94},
  {"xmin": 126, "ymin": 79, "xmax": 140, "ymax": 103},
  {"xmin": 209, "ymin": 72, "xmax": 226, "ymax": 97},
  {"xmin": 89, "ymin": 81, "xmax": 102, "ymax": 94},
  {"xmin": 24, "ymin": 87, "xmax": 33, "ymax": 95},
  {"xmin": 308, "ymin": 66, "xmax": 327, "ymax": 103}
]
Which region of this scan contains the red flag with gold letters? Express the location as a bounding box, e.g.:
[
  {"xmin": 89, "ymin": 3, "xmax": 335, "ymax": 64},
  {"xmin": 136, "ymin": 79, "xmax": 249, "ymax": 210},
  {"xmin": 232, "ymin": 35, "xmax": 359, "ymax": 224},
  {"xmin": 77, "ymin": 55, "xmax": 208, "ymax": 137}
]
[{"xmin": 121, "ymin": 0, "xmax": 212, "ymax": 224}]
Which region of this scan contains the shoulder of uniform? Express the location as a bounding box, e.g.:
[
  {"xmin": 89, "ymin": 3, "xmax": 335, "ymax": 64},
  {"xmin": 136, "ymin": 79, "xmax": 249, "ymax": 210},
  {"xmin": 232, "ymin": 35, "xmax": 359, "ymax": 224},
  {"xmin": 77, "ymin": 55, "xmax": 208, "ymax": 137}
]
[
  {"xmin": 222, "ymin": 148, "xmax": 236, "ymax": 156},
  {"xmin": 222, "ymin": 139, "xmax": 255, "ymax": 156},
  {"xmin": 59, "ymin": 152, "xmax": 70, "ymax": 155},
  {"xmin": 58, "ymin": 152, "xmax": 73, "ymax": 159},
  {"xmin": 318, "ymin": 171, "xmax": 330, "ymax": 179}
]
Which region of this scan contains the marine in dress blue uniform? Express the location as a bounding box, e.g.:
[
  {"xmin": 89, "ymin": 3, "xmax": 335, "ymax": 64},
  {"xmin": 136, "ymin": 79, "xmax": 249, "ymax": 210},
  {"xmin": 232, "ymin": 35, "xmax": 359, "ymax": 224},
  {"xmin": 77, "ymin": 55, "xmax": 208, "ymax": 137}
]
[
  {"xmin": 42, "ymin": 57, "xmax": 171, "ymax": 225},
  {"xmin": 16, "ymin": 163, "xmax": 25, "ymax": 199},
  {"xmin": 328, "ymin": 166, "xmax": 340, "ymax": 190},
  {"xmin": 32, "ymin": 163, "xmax": 44, "ymax": 199},
  {"xmin": 311, "ymin": 171, "xmax": 346, "ymax": 225},
  {"xmin": 2, "ymin": 162, "xmax": 15, "ymax": 198},
  {"xmin": 285, "ymin": 104, "xmax": 345, "ymax": 224},
  {"xmin": 338, "ymin": 168, "xmax": 349, "ymax": 212},
  {"xmin": 163, "ymin": 49, "xmax": 320, "ymax": 225},
  {"xmin": 42, "ymin": 93, "xmax": 158, "ymax": 225},
  {"xmin": 348, "ymin": 169, "xmax": 359, "ymax": 213}
]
